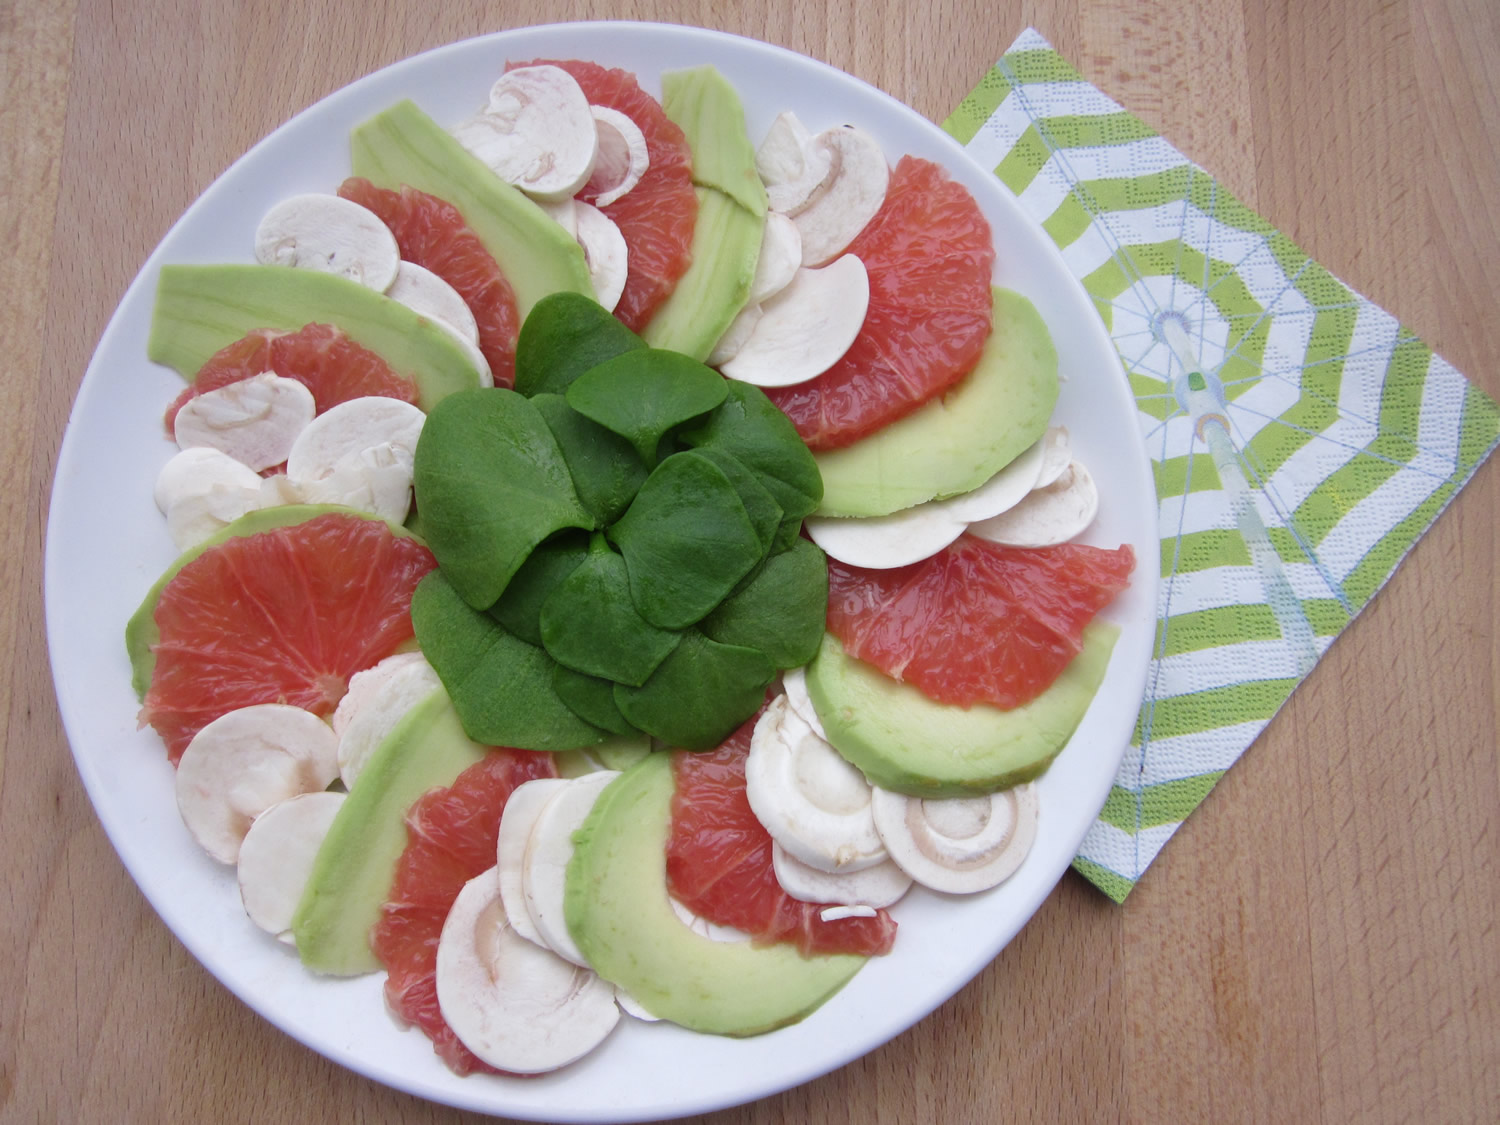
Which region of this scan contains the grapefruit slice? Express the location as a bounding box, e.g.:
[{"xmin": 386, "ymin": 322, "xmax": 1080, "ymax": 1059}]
[
  {"xmin": 665, "ymin": 711, "xmax": 898, "ymax": 958},
  {"xmin": 825, "ymin": 535, "xmax": 1135, "ymax": 710},
  {"xmin": 513, "ymin": 59, "xmax": 697, "ymax": 332},
  {"xmin": 136, "ymin": 509, "xmax": 436, "ymax": 762},
  {"xmin": 763, "ymin": 156, "xmax": 996, "ymax": 450},
  {"xmin": 338, "ymin": 177, "xmax": 522, "ymax": 387},
  {"xmin": 372, "ymin": 747, "xmax": 558, "ymax": 1076},
  {"xmin": 163, "ymin": 322, "xmax": 422, "ymax": 432}
]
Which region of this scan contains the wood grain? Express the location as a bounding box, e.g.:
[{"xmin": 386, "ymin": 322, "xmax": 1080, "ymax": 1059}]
[{"xmin": 5, "ymin": 1, "xmax": 1496, "ymax": 1122}]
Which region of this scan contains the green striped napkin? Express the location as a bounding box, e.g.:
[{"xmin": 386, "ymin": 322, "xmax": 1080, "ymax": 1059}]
[{"xmin": 944, "ymin": 28, "xmax": 1500, "ymax": 901}]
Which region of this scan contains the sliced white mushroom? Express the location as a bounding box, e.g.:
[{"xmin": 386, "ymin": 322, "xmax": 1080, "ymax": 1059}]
[
  {"xmin": 253, "ymin": 193, "xmax": 401, "ymax": 291},
  {"xmin": 154, "ymin": 446, "xmax": 266, "ymax": 550},
  {"xmin": 747, "ymin": 211, "xmax": 803, "ymax": 305},
  {"xmin": 495, "ymin": 776, "xmax": 571, "ymax": 948},
  {"xmin": 706, "ymin": 303, "xmax": 763, "ymax": 368},
  {"xmin": 1034, "ymin": 426, "xmax": 1073, "ymax": 488},
  {"xmin": 173, "ymin": 373, "xmax": 316, "ymax": 472},
  {"xmin": 285, "ymin": 396, "xmax": 424, "ymax": 481},
  {"xmin": 163, "ymin": 484, "xmax": 265, "ymax": 551},
  {"xmin": 257, "ymin": 472, "xmax": 303, "ymax": 509},
  {"xmin": 771, "ymin": 842, "xmax": 912, "ymax": 908},
  {"xmin": 870, "ymin": 783, "xmax": 1040, "ymax": 895},
  {"xmin": 720, "ymin": 255, "xmax": 870, "ymax": 388},
  {"xmin": 804, "ymin": 503, "xmax": 968, "ymax": 570},
  {"xmin": 332, "ymin": 656, "xmax": 442, "ymax": 787},
  {"xmin": 791, "ymin": 127, "xmax": 889, "ymax": 267},
  {"xmin": 385, "ymin": 261, "xmax": 480, "ymax": 345},
  {"xmin": 586, "ymin": 105, "xmax": 649, "ymax": 207},
  {"xmin": 928, "ymin": 436, "xmax": 1047, "ymax": 523},
  {"xmin": 522, "ymin": 770, "xmax": 621, "ymax": 966},
  {"xmin": 745, "ymin": 695, "xmax": 886, "ymax": 874},
  {"xmin": 968, "ymin": 460, "xmax": 1100, "ymax": 548},
  {"xmin": 436, "ymin": 867, "xmax": 620, "ymax": 1074},
  {"xmin": 755, "ymin": 111, "xmax": 834, "ymax": 215},
  {"xmin": 820, "ymin": 905, "xmax": 878, "ymax": 922},
  {"xmin": 293, "ymin": 443, "xmax": 415, "ymax": 523},
  {"xmin": 284, "ymin": 396, "xmax": 425, "ymax": 522},
  {"xmin": 537, "ymin": 197, "xmax": 579, "ymax": 239},
  {"xmin": 779, "ymin": 666, "xmax": 827, "ymax": 740},
  {"xmin": 175, "ymin": 704, "xmax": 340, "ymax": 865},
  {"xmin": 451, "ymin": 65, "xmax": 597, "ymax": 202},
  {"xmin": 237, "ymin": 790, "xmax": 346, "ymax": 943},
  {"xmin": 331, "ymin": 651, "xmax": 430, "ymax": 739},
  {"xmin": 573, "ymin": 202, "xmax": 628, "ymax": 312}
]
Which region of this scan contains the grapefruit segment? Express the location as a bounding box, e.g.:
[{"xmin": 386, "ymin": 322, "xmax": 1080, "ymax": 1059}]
[
  {"xmin": 372, "ymin": 748, "xmax": 558, "ymax": 1076},
  {"xmin": 338, "ymin": 177, "xmax": 522, "ymax": 387},
  {"xmin": 512, "ymin": 59, "xmax": 697, "ymax": 332},
  {"xmin": 763, "ymin": 156, "xmax": 996, "ymax": 450},
  {"xmin": 163, "ymin": 323, "xmax": 421, "ymax": 433},
  {"xmin": 138, "ymin": 511, "xmax": 436, "ymax": 761},
  {"xmin": 825, "ymin": 535, "xmax": 1135, "ymax": 710},
  {"xmin": 665, "ymin": 712, "xmax": 898, "ymax": 958}
]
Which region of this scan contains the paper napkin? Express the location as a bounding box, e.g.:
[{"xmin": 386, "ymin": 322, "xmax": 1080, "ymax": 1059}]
[{"xmin": 944, "ymin": 28, "xmax": 1500, "ymax": 900}]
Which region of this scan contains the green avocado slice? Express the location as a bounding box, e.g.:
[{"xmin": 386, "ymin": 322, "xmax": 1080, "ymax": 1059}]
[
  {"xmin": 147, "ymin": 265, "xmax": 486, "ymax": 411},
  {"xmin": 565, "ymin": 754, "xmax": 866, "ymax": 1035},
  {"xmin": 813, "ymin": 287, "xmax": 1060, "ymax": 517},
  {"xmin": 290, "ymin": 686, "xmax": 488, "ymax": 975},
  {"xmin": 349, "ymin": 99, "xmax": 593, "ymax": 320},
  {"xmin": 806, "ymin": 622, "xmax": 1119, "ymax": 798}
]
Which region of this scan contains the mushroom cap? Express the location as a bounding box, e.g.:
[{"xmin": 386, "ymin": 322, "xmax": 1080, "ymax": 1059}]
[
  {"xmin": 253, "ymin": 193, "xmax": 401, "ymax": 291},
  {"xmin": 450, "ymin": 65, "xmax": 599, "ymax": 203},
  {"xmin": 173, "ymin": 372, "xmax": 317, "ymax": 472},
  {"xmin": 968, "ymin": 460, "xmax": 1100, "ymax": 548},
  {"xmin": 237, "ymin": 790, "xmax": 347, "ymax": 942},
  {"xmin": 521, "ymin": 770, "xmax": 622, "ymax": 966},
  {"xmin": 719, "ymin": 255, "xmax": 870, "ymax": 389},
  {"xmin": 790, "ymin": 127, "xmax": 890, "ymax": 267},
  {"xmin": 435, "ymin": 867, "xmax": 620, "ymax": 1074},
  {"xmin": 870, "ymin": 784, "xmax": 1040, "ymax": 894},
  {"xmin": 174, "ymin": 704, "xmax": 340, "ymax": 865},
  {"xmin": 745, "ymin": 695, "xmax": 886, "ymax": 874},
  {"xmin": 494, "ymin": 776, "xmax": 571, "ymax": 949}
]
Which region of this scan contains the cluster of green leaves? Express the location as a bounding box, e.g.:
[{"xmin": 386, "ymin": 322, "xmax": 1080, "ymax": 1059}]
[{"xmin": 410, "ymin": 292, "xmax": 827, "ymax": 751}]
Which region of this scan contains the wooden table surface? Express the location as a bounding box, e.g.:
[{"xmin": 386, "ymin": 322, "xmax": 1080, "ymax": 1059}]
[{"xmin": 5, "ymin": 1, "xmax": 1496, "ymax": 1121}]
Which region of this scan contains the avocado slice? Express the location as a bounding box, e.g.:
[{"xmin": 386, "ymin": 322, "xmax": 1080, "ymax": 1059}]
[
  {"xmin": 806, "ymin": 622, "xmax": 1119, "ymax": 798},
  {"xmin": 147, "ymin": 265, "xmax": 487, "ymax": 411},
  {"xmin": 641, "ymin": 67, "xmax": 765, "ymax": 361},
  {"xmin": 124, "ymin": 505, "xmax": 423, "ymax": 700},
  {"xmin": 640, "ymin": 187, "xmax": 762, "ymax": 362},
  {"xmin": 289, "ymin": 686, "xmax": 489, "ymax": 975},
  {"xmin": 349, "ymin": 99, "xmax": 593, "ymax": 321},
  {"xmin": 565, "ymin": 753, "xmax": 866, "ymax": 1035},
  {"xmin": 813, "ymin": 287, "xmax": 1060, "ymax": 517},
  {"xmin": 660, "ymin": 66, "xmax": 768, "ymax": 217}
]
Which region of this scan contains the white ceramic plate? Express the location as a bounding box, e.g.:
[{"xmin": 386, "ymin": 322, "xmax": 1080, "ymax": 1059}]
[{"xmin": 44, "ymin": 21, "xmax": 1156, "ymax": 1123}]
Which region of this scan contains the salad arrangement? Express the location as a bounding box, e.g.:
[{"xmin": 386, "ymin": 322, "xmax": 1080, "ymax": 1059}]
[{"xmin": 82, "ymin": 26, "xmax": 1146, "ymax": 1110}]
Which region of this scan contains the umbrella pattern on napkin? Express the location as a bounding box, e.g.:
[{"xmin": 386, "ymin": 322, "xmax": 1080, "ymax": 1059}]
[{"xmin": 944, "ymin": 28, "xmax": 1500, "ymax": 901}]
